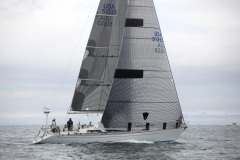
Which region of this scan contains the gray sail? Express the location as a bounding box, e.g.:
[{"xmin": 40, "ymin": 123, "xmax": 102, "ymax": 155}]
[
  {"xmin": 101, "ymin": 0, "xmax": 184, "ymax": 130},
  {"xmin": 70, "ymin": 0, "xmax": 127, "ymax": 113}
]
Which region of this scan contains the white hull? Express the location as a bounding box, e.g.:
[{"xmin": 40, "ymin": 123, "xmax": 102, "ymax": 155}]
[{"xmin": 33, "ymin": 128, "xmax": 184, "ymax": 144}]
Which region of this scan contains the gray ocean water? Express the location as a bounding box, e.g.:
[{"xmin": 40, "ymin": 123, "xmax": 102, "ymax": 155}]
[{"xmin": 0, "ymin": 125, "xmax": 239, "ymax": 160}]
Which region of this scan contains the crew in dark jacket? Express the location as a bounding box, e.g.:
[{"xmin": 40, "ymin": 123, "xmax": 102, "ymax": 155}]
[{"xmin": 67, "ymin": 118, "xmax": 73, "ymax": 131}]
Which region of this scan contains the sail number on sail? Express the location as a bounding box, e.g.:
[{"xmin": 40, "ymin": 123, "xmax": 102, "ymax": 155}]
[
  {"xmin": 152, "ymin": 31, "xmax": 162, "ymax": 42},
  {"xmin": 152, "ymin": 31, "xmax": 165, "ymax": 53},
  {"xmin": 102, "ymin": 3, "xmax": 117, "ymax": 15},
  {"xmin": 98, "ymin": 16, "xmax": 112, "ymax": 26},
  {"xmin": 98, "ymin": 3, "xmax": 116, "ymax": 26}
]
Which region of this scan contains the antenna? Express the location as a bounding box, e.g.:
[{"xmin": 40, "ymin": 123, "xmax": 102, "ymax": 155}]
[{"xmin": 43, "ymin": 106, "xmax": 51, "ymax": 127}]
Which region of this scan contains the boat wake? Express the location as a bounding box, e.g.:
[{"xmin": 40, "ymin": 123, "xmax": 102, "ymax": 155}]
[{"xmin": 116, "ymin": 139, "xmax": 154, "ymax": 144}]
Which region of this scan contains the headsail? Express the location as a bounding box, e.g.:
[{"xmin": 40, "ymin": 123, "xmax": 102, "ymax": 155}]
[
  {"xmin": 70, "ymin": 0, "xmax": 127, "ymax": 113},
  {"xmin": 101, "ymin": 0, "xmax": 184, "ymax": 130}
]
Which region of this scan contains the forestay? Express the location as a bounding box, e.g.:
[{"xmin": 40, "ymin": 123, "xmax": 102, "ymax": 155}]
[{"xmin": 70, "ymin": 0, "xmax": 128, "ymax": 113}]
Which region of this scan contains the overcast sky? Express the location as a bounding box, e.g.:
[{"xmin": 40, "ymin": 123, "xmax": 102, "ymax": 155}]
[{"xmin": 0, "ymin": 0, "xmax": 240, "ymax": 125}]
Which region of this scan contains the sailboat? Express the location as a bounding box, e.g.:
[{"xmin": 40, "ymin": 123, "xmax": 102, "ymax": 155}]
[
  {"xmin": 33, "ymin": 0, "xmax": 187, "ymax": 144},
  {"xmin": 227, "ymin": 123, "xmax": 237, "ymax": 126}
]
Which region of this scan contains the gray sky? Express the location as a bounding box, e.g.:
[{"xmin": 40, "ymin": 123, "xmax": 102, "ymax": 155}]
[{"xmin": 0, "ymin": 0, "xmax": 240, "ymax": 125}]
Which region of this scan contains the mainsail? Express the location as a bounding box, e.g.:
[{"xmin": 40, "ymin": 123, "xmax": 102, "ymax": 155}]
[
  {"xmin": 101, "ymin": 0, "xmax": 184, "ymax": 130},
  {"xmin": 70, "ymin": 0, "xmax": 127, "ymax": 113}
]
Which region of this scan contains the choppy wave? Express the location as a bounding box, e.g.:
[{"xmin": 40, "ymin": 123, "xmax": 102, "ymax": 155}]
[{"xmin": 0, "ymin": 125, "xmax": 240, "ymax": 160}]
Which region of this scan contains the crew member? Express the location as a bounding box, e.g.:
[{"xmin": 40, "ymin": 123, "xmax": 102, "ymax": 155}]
[
  {"xmin": 52, "ymin": 118, "xmax": 57, "ymax": 133},
  {"xmin": 67, "ymin": 118, "xmax": 73, "ymax": 131}
]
